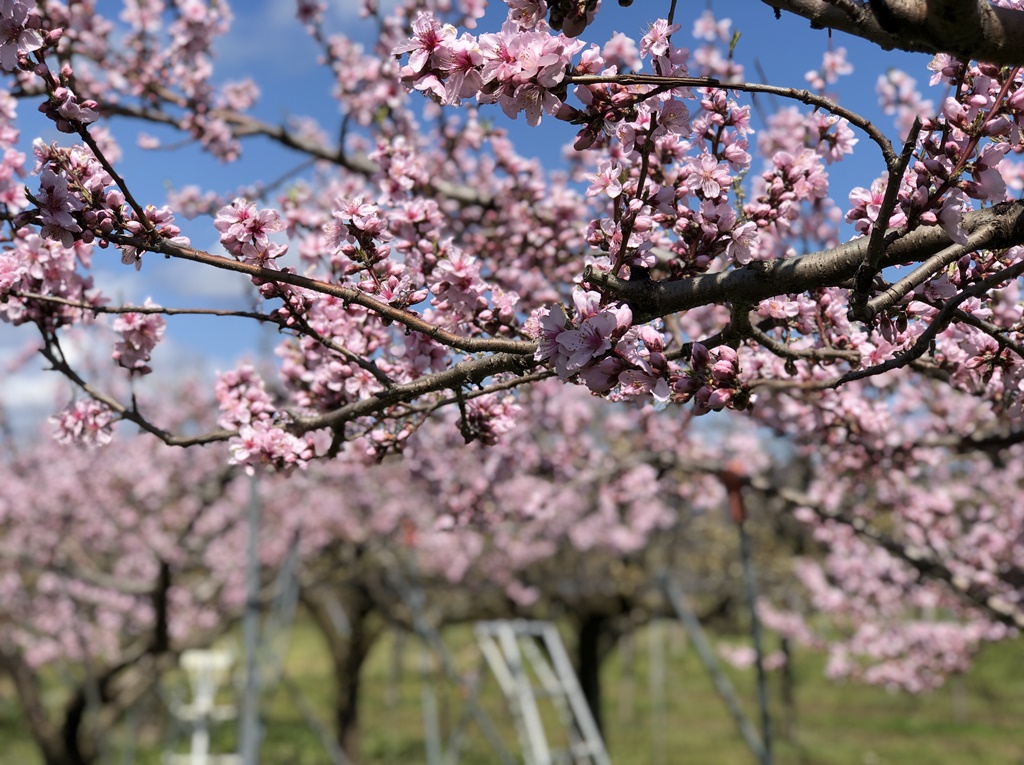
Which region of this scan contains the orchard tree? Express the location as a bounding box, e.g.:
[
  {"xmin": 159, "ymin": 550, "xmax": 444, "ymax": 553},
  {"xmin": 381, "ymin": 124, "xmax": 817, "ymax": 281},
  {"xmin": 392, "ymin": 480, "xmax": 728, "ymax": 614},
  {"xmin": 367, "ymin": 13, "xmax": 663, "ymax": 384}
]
[
  {"xmin": 290, "ymin": 377, "xmax": 773, "ymax": 754},
  {"xmin": 0, "ymin": 423, "xmax": 252, "ymax": 765},
  {"xmin": 0, "ymin": 0, "xmax": 1022, "ymax": 755}
]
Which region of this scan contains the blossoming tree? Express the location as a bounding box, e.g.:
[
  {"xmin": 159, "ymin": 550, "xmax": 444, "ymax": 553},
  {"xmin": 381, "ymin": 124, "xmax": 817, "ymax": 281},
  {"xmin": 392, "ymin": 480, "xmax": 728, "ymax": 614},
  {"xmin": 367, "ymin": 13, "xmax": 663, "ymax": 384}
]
[{"xmin": 1, "ymin": 0, "xmax": 1024, "ymax": 758}]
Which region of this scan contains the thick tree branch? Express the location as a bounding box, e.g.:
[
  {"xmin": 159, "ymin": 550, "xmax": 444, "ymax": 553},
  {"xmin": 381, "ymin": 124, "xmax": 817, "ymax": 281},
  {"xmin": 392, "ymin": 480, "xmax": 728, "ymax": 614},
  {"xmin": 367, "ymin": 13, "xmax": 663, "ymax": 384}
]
[
  {"xmin": 585, "ymin": 200, "xmax": 1024, "ymax": 324},
  {"xmin": 294, "ymin": 351, "xmax": 541, "ymax": 432},
  {"xmin": 766, "ymin": 0, "xmax": 1024, "ymax": 67}
]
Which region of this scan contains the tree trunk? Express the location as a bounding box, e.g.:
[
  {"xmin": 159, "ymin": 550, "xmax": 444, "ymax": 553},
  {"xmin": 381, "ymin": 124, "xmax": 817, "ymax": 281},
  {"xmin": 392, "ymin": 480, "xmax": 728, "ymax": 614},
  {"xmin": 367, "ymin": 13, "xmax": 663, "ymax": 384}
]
[
  {"xmin": 573, "ymin": 613, "xmax": 609, "ymax": 736},
  {"xmin": 304, "ymin": 581, "xmax": 383, "ymax": 765},
  {"xmin": 0, "ymin": 648, "xmax": 93, "ymax": 765}
]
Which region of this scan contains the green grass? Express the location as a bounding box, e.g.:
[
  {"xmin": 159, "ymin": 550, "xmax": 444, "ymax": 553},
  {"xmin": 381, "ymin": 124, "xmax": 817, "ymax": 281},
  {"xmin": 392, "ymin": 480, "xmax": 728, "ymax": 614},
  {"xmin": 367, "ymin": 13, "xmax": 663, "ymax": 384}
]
[{"xmin": 1, "ymin": 618, "xmax": 1022, "ymax": 764}]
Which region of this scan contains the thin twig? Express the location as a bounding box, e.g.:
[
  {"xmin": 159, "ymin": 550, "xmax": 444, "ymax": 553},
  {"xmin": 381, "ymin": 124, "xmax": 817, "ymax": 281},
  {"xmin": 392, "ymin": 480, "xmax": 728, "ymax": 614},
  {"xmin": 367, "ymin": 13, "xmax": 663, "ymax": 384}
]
[
  {"xmin": 38, "ymin": 334, "xmax": 234, "ymax": 448},
  {"xmin": 111, "ymin": 234, "xmax": 536, "ymax": 356},
  {"xmin": 834, "ymin": 259, "xmax": 1024, "ymax": 386},
  {"xmin": 567, "ymin": 73, "xmax": 898, "ymax": 167},
  {"xmin": 861, "ymin": 221, "xmax": 1001, "ymax": 321},
  {"xmin": 850, "ymin": 117, "xmax": 922, "ymax": 319}
]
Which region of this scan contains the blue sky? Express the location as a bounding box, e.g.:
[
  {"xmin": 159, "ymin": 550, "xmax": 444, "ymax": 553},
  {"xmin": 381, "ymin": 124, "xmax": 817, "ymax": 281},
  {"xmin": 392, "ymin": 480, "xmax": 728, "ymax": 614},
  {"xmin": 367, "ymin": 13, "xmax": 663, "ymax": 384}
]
[{"xmin": 2, "ymin": 0, "xmax": 938, "ymax": 421}]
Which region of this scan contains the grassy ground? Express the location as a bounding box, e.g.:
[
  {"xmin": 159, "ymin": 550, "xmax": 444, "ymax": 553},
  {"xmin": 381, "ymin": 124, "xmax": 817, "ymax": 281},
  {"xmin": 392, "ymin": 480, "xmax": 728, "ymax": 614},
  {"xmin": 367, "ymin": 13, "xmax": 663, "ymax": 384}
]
[{"xmin": 2, "ymin": 617, "xmax": 1022, "ymax": 764}]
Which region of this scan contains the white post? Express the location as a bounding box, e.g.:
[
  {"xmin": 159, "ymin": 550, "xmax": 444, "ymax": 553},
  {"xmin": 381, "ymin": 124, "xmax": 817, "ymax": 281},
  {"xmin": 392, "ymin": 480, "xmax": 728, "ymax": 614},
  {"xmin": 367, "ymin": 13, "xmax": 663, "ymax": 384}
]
[{"xmin": 166, "ymin": 649, "xmax": 241, "ymax": 765}]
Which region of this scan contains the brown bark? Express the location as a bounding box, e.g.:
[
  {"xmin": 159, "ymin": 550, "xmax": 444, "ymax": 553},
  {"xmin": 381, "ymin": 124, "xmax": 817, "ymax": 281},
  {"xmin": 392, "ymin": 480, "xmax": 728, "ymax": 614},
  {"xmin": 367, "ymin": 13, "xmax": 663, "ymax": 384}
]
[{"xmin": 765, "ymin": 0, "xmax": 1024, "ymax": 66}]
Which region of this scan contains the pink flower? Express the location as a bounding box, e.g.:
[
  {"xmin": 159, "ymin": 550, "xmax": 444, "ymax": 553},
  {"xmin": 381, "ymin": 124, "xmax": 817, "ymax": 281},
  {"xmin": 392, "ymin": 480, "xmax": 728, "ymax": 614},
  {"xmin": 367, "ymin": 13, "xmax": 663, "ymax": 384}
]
[
  {"xmin": 229, "ymin": 422, "xmax": 313, "ymax": 474},
  {"xmin": 439, "ymin": 36, "xmax": 484, "ymax": 105},
  {"xmin": 214, "ymin": 198, "xmax": 283, "ymax": 255},
  {"xmin": 602, "ymin": 32, "xmax": 639, "ymax": 71},
  {"xmin": 658, "ymin": 99, "xmax": 691, "ymax": 135},
  {"xmin": 52, "ymin": 86, "xmax": 98, "ymax": 125},
  {"xmin": 0, "ymin": 250, "xmax": 26, "ymax": 292},
  {"xmin": 757, "ymin": 297, "xmax": 800, "ymax": 320},
  {"xmin": 35, "ymin": 169, "xmax": 83, "ymax": 247},
  {"xmin": 938, "ymin": 189, "xmax": 969, "ymax": 244},
  {"xmin": 506, "ymin": 0, "xmax": 548, "ymax": 30},
  {"xmin": 639, "ymin": 19, "xmax": 681, "ymax": 59},
  {"xmin": 527, "ymin": 304, "xmax": 569, "ymax": 369},
  {"xmin": 684, "ymin": 154, "xmax": 731, "ymax": 200},
  {"xmin": 556, "ymin": 315, "xmax": 617, "ymax": 372},
  {"xmin": 0, "ymin": 1, "xmax": 43, "ymax": 72},
  {"xmin": 554, "ymin": 303, "xmax": 632, "ymax": 375},
  {"xmin": 392, "ymin": 13, "xmax": 456, "ymax": 74},
  {"xmin": 586, "ymin": 161, "xmax": 623, "ymax": 199}
]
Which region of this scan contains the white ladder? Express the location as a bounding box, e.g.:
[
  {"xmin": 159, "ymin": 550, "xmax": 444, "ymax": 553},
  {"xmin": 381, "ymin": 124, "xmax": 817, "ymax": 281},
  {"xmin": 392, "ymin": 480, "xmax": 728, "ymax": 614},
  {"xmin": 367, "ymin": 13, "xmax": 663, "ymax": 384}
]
[{"xmin": 474, "ymin": 620, "xmax": 612, "ymax": 765}]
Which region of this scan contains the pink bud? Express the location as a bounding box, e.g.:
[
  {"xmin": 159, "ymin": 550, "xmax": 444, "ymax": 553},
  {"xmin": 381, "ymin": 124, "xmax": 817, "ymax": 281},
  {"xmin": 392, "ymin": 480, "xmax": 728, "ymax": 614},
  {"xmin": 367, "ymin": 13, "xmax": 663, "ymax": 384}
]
[{"xmin": 690, "ymin": 343, "xmax": 710, "ymax": 368}]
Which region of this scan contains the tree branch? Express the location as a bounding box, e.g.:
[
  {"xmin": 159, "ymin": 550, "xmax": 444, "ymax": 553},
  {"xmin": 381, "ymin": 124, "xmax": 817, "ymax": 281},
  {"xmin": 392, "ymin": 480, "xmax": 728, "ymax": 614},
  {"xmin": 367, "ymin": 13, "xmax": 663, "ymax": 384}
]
[
  {"xmin": 568, "ymin": 73, "xmax": 898, "ymax": 168},
  {"xmin": 584, "ymin": 200, "xmax": 1024, "ymax": 324},
  {"xmin": 123, "ymin": 235, "xmax": 535, "ymax": 356},
  {"xmin": 748, "ymin": 474, "xmax": 1024, "ymax": 630},
  {"xmin": 99, "ymin": 101, "xmax": 494, "ymax": 209},
  {"xmin": 766, "ymin": 0, "xmax": 1024, "ymax": 67},
  {"xmin": 294, "ymin": 352, "xmax": 541, "ymax": 432}
]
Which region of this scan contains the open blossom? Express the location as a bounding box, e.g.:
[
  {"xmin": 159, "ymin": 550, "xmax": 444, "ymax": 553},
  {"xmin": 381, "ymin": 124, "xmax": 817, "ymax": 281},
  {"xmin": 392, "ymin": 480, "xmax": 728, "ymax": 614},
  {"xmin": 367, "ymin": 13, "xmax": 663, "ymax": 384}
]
[
  {"xmin": 438, "ymin": 36, "xmax": 484, "ymax": 106},
  {"xmin": 692, "ymin": 10, "xmax": 731, "ymax": 42},
  {"xmin": 0, "ymin": 1, "xmax": 43, "ymax": 71},
  {"xmin": 527, "ymin": 296, "xmax": 633, "ymax": 381},
  {"xmin": 391, "ymin": 12, "xmax": 456, "ymax": 74},
  {"xmin": 639, "ymin": 19, "xmax": 681, "ymax": 59},
  {"xmin": 658, "ymin": 99, "xmax": 691, "ymax": 135},
  {"xmin": 684, "ymin": 154, "xmax": 731, "ymax": 200},
  {"xmin": 0, "ymin": 249, "xmax": 25, "ymax": 292},
  {"xmin": 554, "ymin": 302, "xmax": 633, "ymax": 377},
  {"xmin": 506, "ymin": 0, "xmax": 548, "ymax": 30},
  {"xmin": 214, "ymin": 198, "xmax": 283, "ymax": 255},
  {"xmin": 527, "ymin": 304, "xmax": 568, "ymax": 364},
  {"xmin": 586, "ymin": 160, "xmax": 623, "ymax": 198},
  {"xmin": 35, "ymin": 169, "xmax": 83, "ymax": 247},
  {"xmin": 602, "ymin": 31, "xmax": 639, "ymax": 71}
]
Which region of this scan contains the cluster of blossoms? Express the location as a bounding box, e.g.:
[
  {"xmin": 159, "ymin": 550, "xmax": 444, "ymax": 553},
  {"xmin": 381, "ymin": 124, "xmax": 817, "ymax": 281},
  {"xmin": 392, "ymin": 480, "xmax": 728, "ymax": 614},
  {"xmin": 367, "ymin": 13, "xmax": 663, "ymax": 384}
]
[
  {"xmin": 49, "ymin": 398, "xmax": 115, "ymax": 448},
  {"xmin": 0, "ymin": 0, "xmax": 1021, "ymax": 727},
  {"xmin": 528, "ymin": 289, "xmax": 633, "ymax": 381},
  {"xmin": 215, "ymin": 365, "xmax": 314, "ymax": 472},
  {"xmin": 111, "ymin": 299, "xmax": 166, "ymax": 374},
  {"xmin": 394, "ymin": 12, "xmax": 585, "ymax": 124},
  {"xmin": 526, "ymin": 288, "xmax": 751, "ymax": 412},
  {"xmin": 214, "ymin": 198, "xmax": 287, "ymax": 266},
  {"xmin": 850, "ymin": 57, "xmax": 1022, "ymax": 248},
  {"xmin": 24, "ymin": 133, "xmax": 187, "ymax": 276},
  {"xmin": 672, "ymin": 342, "xmax": 751, "ymax": 415}
]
